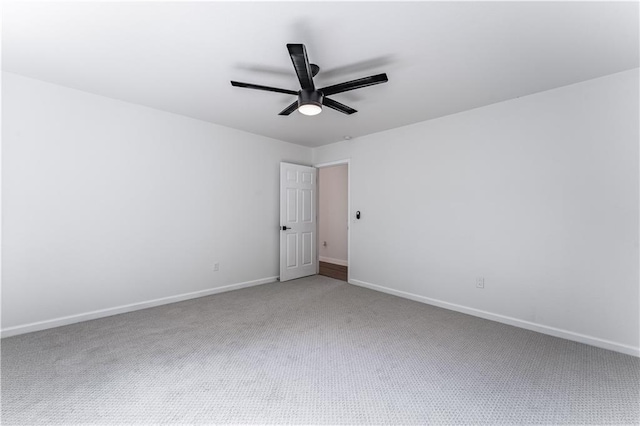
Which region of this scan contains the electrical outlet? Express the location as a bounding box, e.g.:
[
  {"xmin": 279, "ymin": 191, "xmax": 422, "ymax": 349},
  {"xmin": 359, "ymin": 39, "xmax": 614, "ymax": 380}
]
[
  {"xmin": 476, "ymin": 277, "xmax": 484, "ymax": 288},
  {"xmin": 214, "ymin": 263, "xmax": 220, "ymax": 272}
]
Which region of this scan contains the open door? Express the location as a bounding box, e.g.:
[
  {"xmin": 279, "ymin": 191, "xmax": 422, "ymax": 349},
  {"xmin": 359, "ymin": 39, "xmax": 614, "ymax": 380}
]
[{"xmin": 280, "ymin": 162, "xmax": 317, "ymax": 282}]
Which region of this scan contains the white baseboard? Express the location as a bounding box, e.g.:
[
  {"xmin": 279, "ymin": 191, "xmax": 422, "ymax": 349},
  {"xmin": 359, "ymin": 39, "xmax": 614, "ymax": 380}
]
[
  {"xmin": 1, "ymin": 276, "xmax": 278, "ymax": 338},
  {"xmin": 319, "ymin": 256, "xmax": 348, "ymax": 267},
  {"xmin": 349, "ymin": 278, "xmax": 639, "ymax": 357}
]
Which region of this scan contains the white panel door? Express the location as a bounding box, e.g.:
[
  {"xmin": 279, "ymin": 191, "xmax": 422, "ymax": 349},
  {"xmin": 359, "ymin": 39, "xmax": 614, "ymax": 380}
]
[{"xmin": 280, "ymin": 162, "xmax": 317, "ymax": 282}]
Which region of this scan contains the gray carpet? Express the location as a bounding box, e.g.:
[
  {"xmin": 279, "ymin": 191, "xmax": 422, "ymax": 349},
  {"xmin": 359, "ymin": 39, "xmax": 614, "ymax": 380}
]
[{"xmin": 2, "ymin": 275, "xmax": 639, "ymax": 425}]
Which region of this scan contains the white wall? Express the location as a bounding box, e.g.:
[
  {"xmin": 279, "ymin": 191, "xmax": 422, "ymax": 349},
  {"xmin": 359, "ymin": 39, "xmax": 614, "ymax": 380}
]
[
  {"xmin": 313, "ymin": 69, "xmax": 640, "ymax": 355},
  {"xmin": 318, "ymin": 165, "xmax": 348, "ymax": 265},
  {"xmin": 1, "ymin": 72, "xmax": 311, "ymax": 333},
  {"xmin": 3, "ymin": 69, "xmax": 638, "ymax": 356}
]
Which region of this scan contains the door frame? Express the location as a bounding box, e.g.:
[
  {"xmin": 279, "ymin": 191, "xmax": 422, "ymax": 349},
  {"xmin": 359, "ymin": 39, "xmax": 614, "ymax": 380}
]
[{"xmin": 314, "ymin": 159, "xmax": 351, "ymax": 283}]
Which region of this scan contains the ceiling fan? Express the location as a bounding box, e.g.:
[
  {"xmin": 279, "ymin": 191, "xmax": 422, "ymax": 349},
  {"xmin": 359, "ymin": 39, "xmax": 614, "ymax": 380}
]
[{"xmin": 231, "ymin": 44, "xmax": 388, "ymax": 116}]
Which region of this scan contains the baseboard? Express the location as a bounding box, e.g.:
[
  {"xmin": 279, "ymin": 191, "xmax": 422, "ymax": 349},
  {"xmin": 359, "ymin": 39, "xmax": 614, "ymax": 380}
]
[
  {"xmin": 319, "ymin": 256, "xmax": 348, "ymax": 267},
  {"xmin": 1, "ymin": 276, "xmax": 279, "ymax": 338},
  {"xmin": 349, "ymin": 278, "xmax": 639, "ymax": 357}
]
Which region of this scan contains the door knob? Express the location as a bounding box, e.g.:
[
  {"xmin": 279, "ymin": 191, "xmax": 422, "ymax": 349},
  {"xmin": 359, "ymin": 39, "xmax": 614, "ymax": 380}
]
[{"xmin": 281, "ymin": 226, "xmax": 291, "ymax": 231}]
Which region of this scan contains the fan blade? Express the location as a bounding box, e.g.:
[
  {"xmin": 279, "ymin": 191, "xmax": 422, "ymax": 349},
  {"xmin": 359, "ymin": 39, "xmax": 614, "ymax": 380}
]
[
  {"xmin": 319, "ymin": 73, "xmax": 388, "ymax": 96},
  {"xmin": 231, "ymin": 81, "xmax": 297, "ymax": 95},
  {"xmin": 278, "ymin": 101, "xmax": 299, "ymax": 116},
  {"xmin": 287, "ymin": 44, "xmax": 315, "ymax": 91},
  {"xmin": 323, "ymin": 97, "xmax": 357, "ymax": 115}
]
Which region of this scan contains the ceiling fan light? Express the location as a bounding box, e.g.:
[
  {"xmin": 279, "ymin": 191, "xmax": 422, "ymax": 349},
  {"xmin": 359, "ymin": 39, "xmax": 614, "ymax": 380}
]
[
  {"xmin": 298, "ymin": 103, "xmax": 322, "ymax": 116},
  {"xmin": 298, "ymin": 89, "xmax": 324, "ymax": 116}
]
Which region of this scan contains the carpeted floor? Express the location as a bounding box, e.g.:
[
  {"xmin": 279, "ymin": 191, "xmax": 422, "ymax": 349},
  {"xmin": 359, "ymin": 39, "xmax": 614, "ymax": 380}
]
[{"xmin": 2, "ymin": 275, "xmax": 639, "ymax": 425}]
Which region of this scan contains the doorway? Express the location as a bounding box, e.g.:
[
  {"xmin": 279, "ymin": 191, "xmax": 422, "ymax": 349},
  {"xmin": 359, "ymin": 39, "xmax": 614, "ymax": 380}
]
[{"xmin": 316, "ymin": 161, "xmax": 349, "ymax": 282}]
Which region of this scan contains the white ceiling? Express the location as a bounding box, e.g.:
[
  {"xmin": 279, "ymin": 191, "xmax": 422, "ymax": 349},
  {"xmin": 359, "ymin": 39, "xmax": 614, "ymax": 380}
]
[{"xmin": 3, "ymin": 1, "xmax": 638, "ymax": 147}]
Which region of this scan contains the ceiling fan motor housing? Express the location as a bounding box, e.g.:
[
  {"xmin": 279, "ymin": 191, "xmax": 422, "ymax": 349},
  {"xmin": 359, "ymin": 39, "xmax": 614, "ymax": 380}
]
[{"xmin": 298, "ymin": 90, "xmax": 324, "ymax": 108}]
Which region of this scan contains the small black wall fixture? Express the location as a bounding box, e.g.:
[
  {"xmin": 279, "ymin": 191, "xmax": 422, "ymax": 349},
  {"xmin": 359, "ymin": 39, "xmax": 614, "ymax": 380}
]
[{"xmin": 356, "ymin": 211, "xmax": 361, "ymax": 220}]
